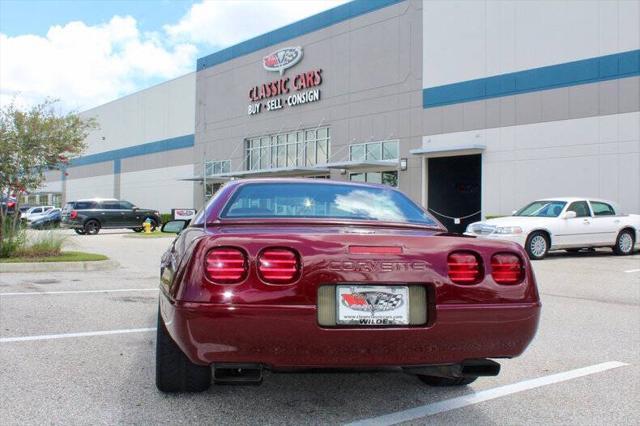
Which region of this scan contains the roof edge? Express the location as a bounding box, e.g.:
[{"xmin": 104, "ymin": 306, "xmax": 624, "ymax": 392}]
[{"xmin": 196, "ymin": 0, "xmax": 404, "ymax": 72}]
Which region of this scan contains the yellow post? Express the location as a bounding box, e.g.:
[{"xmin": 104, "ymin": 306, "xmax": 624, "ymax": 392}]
[{"xmin": 143, "ymin": 221, "xmax": 151, "ymax": 234}]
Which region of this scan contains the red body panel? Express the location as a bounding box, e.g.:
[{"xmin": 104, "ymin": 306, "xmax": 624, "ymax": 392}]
[{"xmin": 160, "ymin": 179, "xmax": 541, "ymax": 369}]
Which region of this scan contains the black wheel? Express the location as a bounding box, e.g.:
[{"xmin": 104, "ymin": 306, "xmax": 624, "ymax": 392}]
[
  {"xmin": 74, "ymin": 228, "xmax": 86, "ymax": 235},
  {"xmin": 83, "ymin": 220, "xmax": 101, "ymax": 235},
  {"xmin": 156, "ymin": 309, "xmax": 211, "ymax": 393},
  {"xmin": 525, "ymin": 231, "xmax": 549, "ymax": 260},
  {"xmin": 132, "ymin": 228, "xmax": 143, "ymax": 233},
  {"xmin": 417, "ymin": 375, "xmax": 477, "ymax": 387},
  {"xmin": 613, "ymin": 229, "xmax": 635, "ymax": 256}
]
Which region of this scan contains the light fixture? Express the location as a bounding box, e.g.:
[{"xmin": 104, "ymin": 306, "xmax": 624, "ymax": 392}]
[{"xmin": 400, "ymin": 158, "xmax": 408, "ymax": 171}]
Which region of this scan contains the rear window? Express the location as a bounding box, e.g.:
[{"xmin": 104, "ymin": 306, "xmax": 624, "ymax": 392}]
[
  {"xmin": 74, "ymin": 201, "xmax": 98, "ymax": 210},
  {"xmin": 590, "ymin": 201, "xmax": 615, "ymax": 216},
  {"xmin": 221, "ymin": 182, "xmax": 437, "ymax": 225}
]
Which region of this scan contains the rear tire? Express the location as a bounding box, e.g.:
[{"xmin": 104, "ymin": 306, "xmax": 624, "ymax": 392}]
[
  {"xmin": 74, "ymin": 228, "xmax": 86, "ymax": 235},
  {"xmin": 83, "ymin": 220, "xmax": 100, "ymax": 235},
  {"xmin": 613, "ymin": 229, "xmax": 635, "ymax": 256},
  {"xmin": 156, "ymin": 309, "xmax": 211, "ymax": 393},
  {"xmin": 525, "ymin": 231, "xmax": 549, "ymax": 260},
  {"xmin": 417, "ymin": 375, "xmax": 477, "ymax": 387},
  {"xmin": 132, "ymin": 228, "xmax": 143, "ymax": 233}
]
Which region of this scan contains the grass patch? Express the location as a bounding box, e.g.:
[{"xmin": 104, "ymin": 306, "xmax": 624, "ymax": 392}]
[
  {"xmin": 125, "ymin": 232, "xmax": 175, "ymax": 238},
  {"xmin": 0, "ymin": 251, "xmax": 108, "ymax": 263}
]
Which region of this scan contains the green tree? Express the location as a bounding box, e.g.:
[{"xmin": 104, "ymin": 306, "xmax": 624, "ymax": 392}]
[{"xmin": 0, "ymin": 99, "xmax": 97, "ymax": 255}]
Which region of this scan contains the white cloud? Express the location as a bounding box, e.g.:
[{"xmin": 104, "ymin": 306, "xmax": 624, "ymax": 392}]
[
  {"xmin": 164, "ymin": 0, "xmax": 350, "ymax": 48},
  {"xmin": 0, "ymin": 15, "xmax": 197, "ymax": 110},
  {"xmin": 0, "ymin": 0, "xmax": 349, "ymax": 111}
]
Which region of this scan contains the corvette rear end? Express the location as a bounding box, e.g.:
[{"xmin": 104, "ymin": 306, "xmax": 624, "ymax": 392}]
[{"xmin": 157, "ymin": 179, "xmax": 540, "ymax": 392}]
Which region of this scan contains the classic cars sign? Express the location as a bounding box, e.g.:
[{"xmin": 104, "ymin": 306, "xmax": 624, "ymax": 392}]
[{"xmin": 248, "ymin": 46, "xmax": 323, "ymax": 116}]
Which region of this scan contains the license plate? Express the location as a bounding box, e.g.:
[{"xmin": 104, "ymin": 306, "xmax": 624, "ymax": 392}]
[{"xmin": 336, "ymin": 285, "xmax": 409, "ymax": 326}]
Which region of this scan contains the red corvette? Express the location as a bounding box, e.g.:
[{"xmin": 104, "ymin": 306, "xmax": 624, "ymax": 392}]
[{"xmin": 157, "ymin": 179, "xmax": 540, "ymax": 392}]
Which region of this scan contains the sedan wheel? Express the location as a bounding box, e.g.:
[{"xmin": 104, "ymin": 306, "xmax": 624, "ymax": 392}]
[
  {"xmin": 613, "ymin": 230, "xmax": 635, "ymax": 256},
  {"xmin": 526, "ymin": 232, "xmax": 549, "ymax": 260}
]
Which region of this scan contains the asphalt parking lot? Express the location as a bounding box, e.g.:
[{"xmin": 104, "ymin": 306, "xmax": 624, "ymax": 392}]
[{"xmin": 1, "ymin": 230, "xmax": 638, "ymax": 425}]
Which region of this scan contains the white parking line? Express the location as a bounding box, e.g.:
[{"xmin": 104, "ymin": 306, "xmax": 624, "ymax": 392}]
[
  {"xmin": 624, "ymin": 269, "xmax": 640, "ymax": 273},
  {"xmin": 0, "ymin": 327, "xmax": 156, "ymax": 343},
  {"xmin": 346, "ymin": 361, "xmax": 628, "ymax": 426},
  {"xmin": 0, "ymin": 288, "xmax": 158, "ymax": 296}
]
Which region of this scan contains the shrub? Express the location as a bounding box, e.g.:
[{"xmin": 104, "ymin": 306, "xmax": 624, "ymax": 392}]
[
  {"xmin": 15, "ymin": 231, "xmax": 67, "ymax": 258},
  {"xmin": 160, "ymin": 213, "xmax": 172, "ymax": 224},
  {"xmin": 0, "ymin": 220, "xmax": 26, "ymax": 258}
]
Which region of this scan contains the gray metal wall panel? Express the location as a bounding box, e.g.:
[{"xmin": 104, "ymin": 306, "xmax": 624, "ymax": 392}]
[
  {"xmin": 120, "ymin": 147, "xmax": 194, "ymax": 173},
  {"xmin": 423, "ymin": 76, "xmax": 640, "ymax": 136},
  {"xmin": 67, "ymin": 162, "xmax": 112, "ymax": 179}
]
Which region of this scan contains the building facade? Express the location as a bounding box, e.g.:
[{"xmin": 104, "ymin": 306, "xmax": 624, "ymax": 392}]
[{"xmin": 40, "ymin": 0, "xmax": 640, "ymax": 233}]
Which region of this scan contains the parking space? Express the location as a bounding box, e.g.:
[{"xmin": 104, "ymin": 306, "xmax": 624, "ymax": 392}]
[{"xmin": 1, "ymin": 231, "xmax": 638, "ymax": 425}]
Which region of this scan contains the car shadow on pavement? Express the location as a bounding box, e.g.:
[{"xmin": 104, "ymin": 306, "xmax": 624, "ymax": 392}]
[{"xmin": 543, "ymin": 248, "xmax": 639, "ymax": 261}]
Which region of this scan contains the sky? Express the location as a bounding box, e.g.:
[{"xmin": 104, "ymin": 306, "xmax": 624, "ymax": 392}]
[{"xmin": 0, "ymin": 0, "xmax": 349, "ymax": 111}]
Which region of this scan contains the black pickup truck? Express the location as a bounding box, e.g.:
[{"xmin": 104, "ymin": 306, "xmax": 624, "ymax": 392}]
[{"xmin": 61, "ymin": 198, "xmax": 161, "ymax": 235}]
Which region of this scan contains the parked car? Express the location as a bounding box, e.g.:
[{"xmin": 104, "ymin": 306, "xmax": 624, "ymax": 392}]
[
  {"xmin": 22, "ymin": 205, "xmax": 55, "ymax": 222},
  {"xmin": 465, "ymin": 197, "xmax": 640, "ymax": 260},
  {"xmin": 61, "ymin": 199, "xmax": 161, "ymax": 235},
  {"xmin": 30, "ymin": 208, "xmax": 61, "ymax": 229},
  {"xmin": 1, "ymin": 196, "xmax": 17, "ymax": 215},
  {"xmin": 156, "ymin": 178, "xmax": 540, "ymax": 392}
]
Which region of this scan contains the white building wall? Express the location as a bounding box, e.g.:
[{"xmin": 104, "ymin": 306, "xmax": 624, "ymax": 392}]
[
  {"xmin": 120, "ymin": 165, "xmax": 195, "ymax": 213},
  {"xmin": 422, "ymin": 0, "xmax": 640, "ymax": 88},
  {"xmin": 66, "ymin": 175, "xmax": 114, "ymax": 202},
  {"xmin": 80, "ymin": 73, "xmax": 195, "ymax": 154},
  {"xmin": 421, "ymin": 111, "xmax": 640, "ymax": 215}
]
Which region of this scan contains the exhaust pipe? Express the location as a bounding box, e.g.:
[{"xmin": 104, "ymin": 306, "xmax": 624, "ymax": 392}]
[
  {"xmin": 460, "ymin": 359, "xmax": 500, "ymax": 377},
  {"xmin": 403, "ymin": 359, "xmax": 500, "ymax": 379},
  {"xmin": 213, "ymin": 363, "xmax": 263, "ymax": 385}
]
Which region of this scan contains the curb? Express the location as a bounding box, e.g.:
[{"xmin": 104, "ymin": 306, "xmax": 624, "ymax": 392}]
[{"xmin": 0, "ymin": 260, "xmax": 120, "ymax": 273}]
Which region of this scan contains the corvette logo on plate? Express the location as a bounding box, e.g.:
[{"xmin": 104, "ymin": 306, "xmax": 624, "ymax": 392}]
[
  {"xmin": 341, "ymin": 291, "xmax": 404, "ymax": 312},
  {"xmin": 263, "ymin": 46, "xmax": 303, "ymax": 75}
]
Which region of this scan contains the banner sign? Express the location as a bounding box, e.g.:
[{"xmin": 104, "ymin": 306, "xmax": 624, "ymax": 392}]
[{"xmin": 172, "ymin": 209, "xmax": 197, "ymax": 220}]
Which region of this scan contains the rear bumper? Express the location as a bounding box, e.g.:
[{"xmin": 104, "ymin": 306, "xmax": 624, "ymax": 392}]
[
  {"xmin": 161, "ymin": 296, "xmax": 541, "ymax": 368},
  {"xmin": 60, "ymin": 219, "xmax": 82, "ymax": 229}
]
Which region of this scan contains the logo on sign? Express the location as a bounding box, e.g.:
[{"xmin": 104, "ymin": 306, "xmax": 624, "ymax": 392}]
[
  {"xmin": 341, "ymin": 291, "xmax": 404, "ymax": 313},
  {"xmin": 263, "ymin": 46, "xmax": 303, "ymax": 75}
]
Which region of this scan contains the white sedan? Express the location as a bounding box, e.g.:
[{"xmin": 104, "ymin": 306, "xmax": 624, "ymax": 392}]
[{"xmin": 465, "ymin": 198, "xmax": 640, "ymax": 260}]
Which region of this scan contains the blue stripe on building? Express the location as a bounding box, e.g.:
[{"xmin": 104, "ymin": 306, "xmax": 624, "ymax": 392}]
[
  {"xmin": 423, "ymin": 49, "xmax": 640, "ymax": 109},
  {"xmin": 197, "ymin": 0, "xmax": 404, "ymax": 71},
  {"xmin": 69, "ymin": 134, "xmax": 194, "ymax": 168}
]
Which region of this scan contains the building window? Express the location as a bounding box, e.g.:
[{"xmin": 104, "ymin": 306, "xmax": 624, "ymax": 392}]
[
  {"xmin": 205, "ymin": 160, "xmax": 231, "ymax": 176},
  {"xmin": 350, "ymin": 171, "xmax": 398, "ymax": 187},
  {"xmin": 205, "ymin": 183, "xmax": 222, "ymax": 198},
  {"xmin": 349, "ymin": 140, "xmax": 399, "ymax": 162},
  {"xmin": 245, "ymin": 127, "xmax": 330, "ymax": 171}
]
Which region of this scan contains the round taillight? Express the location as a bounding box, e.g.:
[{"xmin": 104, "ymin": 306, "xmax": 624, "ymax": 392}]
[
  {"xmin": 258, "ymin": 248, "xmax": 300, "ymax": 284},
  {"xmin": 205, "ymin": 247, "xmax": 247, "ymax": 284},
  {"xmin": 447, "ymin": 251, "xmax": 483, "ymax": 284},
  {"xmin": 491, "ymin": 253, "xmax": 524, "ymax": 284}
]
